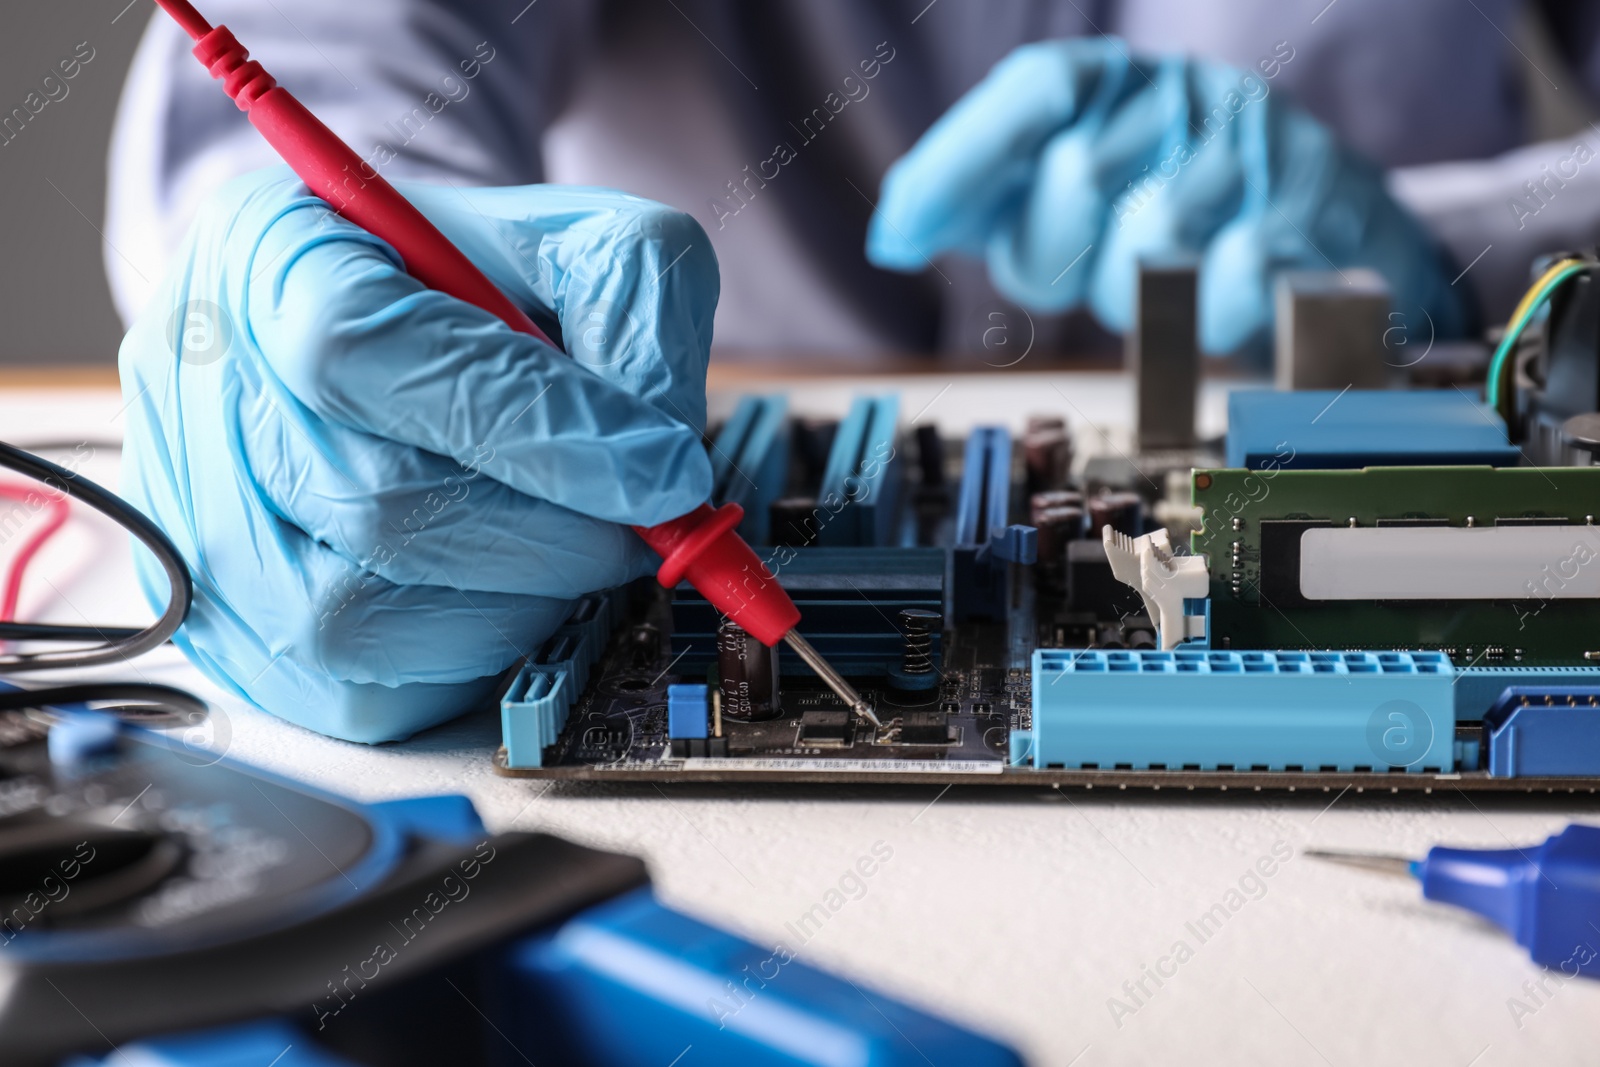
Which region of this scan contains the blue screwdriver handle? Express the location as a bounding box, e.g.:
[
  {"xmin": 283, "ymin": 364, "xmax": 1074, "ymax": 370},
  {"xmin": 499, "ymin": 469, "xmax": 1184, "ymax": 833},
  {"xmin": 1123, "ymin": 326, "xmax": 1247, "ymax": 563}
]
[{"xmin": 1419, "ymin": 824, "xmax": 1600, "ymax": 975}]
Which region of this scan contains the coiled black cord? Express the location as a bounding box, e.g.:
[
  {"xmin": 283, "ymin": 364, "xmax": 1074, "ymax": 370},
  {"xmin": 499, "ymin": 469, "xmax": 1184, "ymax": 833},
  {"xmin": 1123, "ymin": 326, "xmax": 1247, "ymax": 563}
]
[
  {"xmin": 3, "ymin": 683, "xmax": 206, "ymax": 728},
  {"xmin": 0, "ymin": 440, "xmax": 203, "ymax": 724}
]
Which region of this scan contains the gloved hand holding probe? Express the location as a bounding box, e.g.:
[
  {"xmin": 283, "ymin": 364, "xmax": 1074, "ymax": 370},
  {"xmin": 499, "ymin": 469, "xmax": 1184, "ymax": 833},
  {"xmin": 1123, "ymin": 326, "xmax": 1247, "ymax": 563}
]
[
  {"xmin": 869, "ymin": 38, "xmax": 1474, "ymax": 354},
  {"xmin": 118, "ymin": 168, "xmax": 718, "ymax": 742}
]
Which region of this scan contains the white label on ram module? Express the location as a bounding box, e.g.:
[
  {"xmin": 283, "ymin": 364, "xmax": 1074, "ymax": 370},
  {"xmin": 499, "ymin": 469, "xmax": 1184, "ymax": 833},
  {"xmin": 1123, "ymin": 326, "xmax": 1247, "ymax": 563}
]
[
  {"xmin": 679, "ymin": 758, "xmax": 1004, "ymax": 774},
  {"xmin": 1300, "ymin": 525, "xmax": 1600, "ymax": 600}
]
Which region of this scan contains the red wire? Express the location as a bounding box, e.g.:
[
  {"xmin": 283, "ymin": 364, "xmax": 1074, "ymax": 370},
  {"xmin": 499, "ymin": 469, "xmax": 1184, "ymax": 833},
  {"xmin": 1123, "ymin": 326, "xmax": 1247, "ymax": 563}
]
[
  {"xmin": 0, "ymin": 483, "xmax": 70, "ymax": 622},
  {"xmin": 152, "ymin": 0, "xmax": 214, "ymax": 40}
]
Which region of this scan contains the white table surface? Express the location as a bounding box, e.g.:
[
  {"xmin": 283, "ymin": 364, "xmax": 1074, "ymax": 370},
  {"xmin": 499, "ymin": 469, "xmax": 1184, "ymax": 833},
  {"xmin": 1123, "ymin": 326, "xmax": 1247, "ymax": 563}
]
[{"xmin": 10, "ymin": 377, "xmax": 1599, "ymax": 1067}]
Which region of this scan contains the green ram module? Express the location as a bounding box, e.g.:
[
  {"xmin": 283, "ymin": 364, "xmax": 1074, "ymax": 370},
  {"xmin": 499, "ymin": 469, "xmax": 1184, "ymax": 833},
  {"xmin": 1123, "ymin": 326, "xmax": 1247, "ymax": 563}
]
[{"xmin": 1191, "ymin": 466, "xmax": 1600, "ymax": 666}]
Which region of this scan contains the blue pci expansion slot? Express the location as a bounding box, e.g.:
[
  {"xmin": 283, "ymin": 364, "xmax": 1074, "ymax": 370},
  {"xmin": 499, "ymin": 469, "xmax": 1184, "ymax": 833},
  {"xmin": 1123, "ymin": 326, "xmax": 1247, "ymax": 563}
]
[
  {"xmin": 817, "ymin": 395, "xmax": 902, "ymax": 547},
  {"xmin": 1017, "ymin": 650, "xmax": 1457, "ymax": 773},
  {"xmin": 709, "ymin": 393, "xmax": 789, "ymax": 544}
]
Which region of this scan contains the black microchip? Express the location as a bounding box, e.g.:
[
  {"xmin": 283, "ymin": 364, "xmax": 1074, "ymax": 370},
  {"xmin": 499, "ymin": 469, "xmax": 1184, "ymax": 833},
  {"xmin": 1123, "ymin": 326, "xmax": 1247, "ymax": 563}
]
[
  {"xmin": 1066, "ymin": 540, "xmax": 1144, "ymax": 618},
  {"xmin": 800, "ymin": 710, "xmax": 851, "ymax": 743},
  {"xmin": 1257, "ymin": 519, "xmax": 1332, "ymax": 608},
  {"xmin": 899, "ymin": 710, "xmax": 949, "ymax": 745}
]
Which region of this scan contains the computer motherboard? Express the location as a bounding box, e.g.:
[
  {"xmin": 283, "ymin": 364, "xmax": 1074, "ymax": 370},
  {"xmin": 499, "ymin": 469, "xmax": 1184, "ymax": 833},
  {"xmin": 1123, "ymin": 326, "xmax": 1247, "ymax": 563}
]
[{"xmin": 493, "ymin": 265, "xmax": 1600, "ymax": 793}]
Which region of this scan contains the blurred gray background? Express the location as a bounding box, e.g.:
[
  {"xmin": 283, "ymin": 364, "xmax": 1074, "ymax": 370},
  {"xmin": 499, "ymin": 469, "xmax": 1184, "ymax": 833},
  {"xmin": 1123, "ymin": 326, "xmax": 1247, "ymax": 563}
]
[
  {"xmin": 0, "ymin": 2, "xmax": 1593, "ymax": 367},
  {"xmin": 0, "ymin": 1, "xmax": 150, "ymax": 366}
]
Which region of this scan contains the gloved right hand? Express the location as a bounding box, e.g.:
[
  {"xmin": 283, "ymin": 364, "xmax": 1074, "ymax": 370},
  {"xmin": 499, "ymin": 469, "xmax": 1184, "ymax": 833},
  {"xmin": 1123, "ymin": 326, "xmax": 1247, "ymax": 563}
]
[{"xmin": 118, "ymin": 166, "xmax": 718, "ymax": 744}]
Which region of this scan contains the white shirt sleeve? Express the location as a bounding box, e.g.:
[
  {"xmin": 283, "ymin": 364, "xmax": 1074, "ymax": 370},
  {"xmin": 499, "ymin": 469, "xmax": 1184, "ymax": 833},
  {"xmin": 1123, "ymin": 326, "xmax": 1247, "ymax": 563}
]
[
  {"xmin": 1388, "ymin": 131, "xmax": 1600, "ymax": 326},
  {"xmin": 105, "ymin": 0, "xmax": 596, "ymax": 326}
]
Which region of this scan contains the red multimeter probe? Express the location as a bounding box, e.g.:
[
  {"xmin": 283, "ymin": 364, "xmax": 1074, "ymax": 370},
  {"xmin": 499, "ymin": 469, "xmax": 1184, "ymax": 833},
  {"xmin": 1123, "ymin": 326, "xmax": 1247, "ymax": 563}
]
[{"xmin": 150, "ymin": 0, "xmax": 876, "ymax": 725}]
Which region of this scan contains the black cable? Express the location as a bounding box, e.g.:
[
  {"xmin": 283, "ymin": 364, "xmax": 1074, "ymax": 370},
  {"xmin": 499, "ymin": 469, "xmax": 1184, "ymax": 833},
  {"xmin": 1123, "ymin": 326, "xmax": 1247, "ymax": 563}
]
[
  {"xmin": 0, "ymin": 438, "xmax": 210, "ymax": 728},
  {"xmin": 0, "ymin": 683, "xmax": 207, "ymax": 728},
  {"xmin": 0, "ymin": 622, "xmax": 144, "ymax": 642},
  {"xmin": 5, "ymin": 439, "xmax": 125, "ymax": 454},
  {"xmin": 0, "ymin": 440, "xmax": 192, "ymax": 670}
]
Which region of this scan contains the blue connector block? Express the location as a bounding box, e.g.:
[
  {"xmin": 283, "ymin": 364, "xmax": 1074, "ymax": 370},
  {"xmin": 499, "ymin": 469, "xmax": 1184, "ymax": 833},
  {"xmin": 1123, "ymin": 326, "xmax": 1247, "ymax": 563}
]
[
  {"xmin": 667, "ymin": 684, "xmax": 709, "ymax": 740},
  {"xmin": 1023, "ymin": 649, "xmax": 1456, "ymax": 772},
  {"xmin": 501, "ymin": 590, "xmax": 624, "ymax": 768},
  {"xmin": 502, "ymin": 888, "xmax": 1024, "ymax": 1067},
  {"xmin": 501, "ymin": 670, "xmax": 573, "ymax": 768},
  {"xmin": 712, "ymin": 395, "xmax": 790, "ymax": 544},
  {"xmin": 1484, "ymin": 687, "xmax": 1600, "ymax": 777},
  {"xmin": 559, "ymin": 591, "xmax": 625, "ymax": 670},
  {"xmin": 990, "ymin": 523, "xmax": 1037, "ymax": 565},
  {"xmin": 818, "ymin": 396, "xmax": 902, "ymax": 546},
  {"xmin": 1226, "ymin": 389, "xmax": 1519, "ymax": 470}
]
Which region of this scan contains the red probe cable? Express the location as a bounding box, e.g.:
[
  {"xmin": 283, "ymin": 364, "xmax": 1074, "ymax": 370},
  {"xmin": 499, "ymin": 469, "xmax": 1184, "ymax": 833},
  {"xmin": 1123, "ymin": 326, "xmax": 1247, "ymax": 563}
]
[
  {"xmin": 0, "ymin": 484, "xmax": 70, "ymax": 622},
  {"xmin": 149, "ymin": 0, "xmax": 875, "ymax": 722}
]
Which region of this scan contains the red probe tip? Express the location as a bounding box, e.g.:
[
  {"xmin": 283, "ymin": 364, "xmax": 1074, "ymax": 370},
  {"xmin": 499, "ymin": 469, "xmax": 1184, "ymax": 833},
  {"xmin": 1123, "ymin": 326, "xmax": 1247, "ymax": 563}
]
[{"xmin": 153, "ymin": 0, "xmax": 214, "ymax": 40}]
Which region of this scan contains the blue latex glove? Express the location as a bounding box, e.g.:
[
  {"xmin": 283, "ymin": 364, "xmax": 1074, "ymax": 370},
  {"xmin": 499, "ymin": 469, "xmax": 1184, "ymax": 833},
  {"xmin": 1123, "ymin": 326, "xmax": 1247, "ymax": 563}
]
[
  {"xmin": 119, "ymin": 167, "xmax": 717, "ymax": 743},
  {"xmin": 868, "ymin": 38, "xmax": 1472, "ymax": 354}
]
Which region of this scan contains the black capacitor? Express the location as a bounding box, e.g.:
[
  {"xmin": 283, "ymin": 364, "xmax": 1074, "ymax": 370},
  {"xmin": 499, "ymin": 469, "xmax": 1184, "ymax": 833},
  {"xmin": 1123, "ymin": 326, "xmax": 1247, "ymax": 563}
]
[
  {"xmin": 1034, "ymin": 506, "xmax": 1088, "ymax": 572},
  {"xmin": 1022, "ymin": 422, "xmax": 1073, "ymax": 494},
  {"xmin": 717, "ymin": 618, "xmax": 781, "ymax": 721},
  {"xmin": 1030, "ymin": 490, "xmax": 1084, "ymax": 525},
  {"xmin": 1088, "ymin": 490, "xmax": 1144, "ymax": 537},
  {"xmin": 1561, "ymin": 412, "xmax": 1600, "ymax": 464}
]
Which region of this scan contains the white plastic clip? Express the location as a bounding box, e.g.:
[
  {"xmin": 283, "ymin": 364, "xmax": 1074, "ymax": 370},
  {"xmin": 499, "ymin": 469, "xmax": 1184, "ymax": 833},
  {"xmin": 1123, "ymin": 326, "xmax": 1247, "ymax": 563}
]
[{"xmin": 1102, "ymin": 526, "xmax": 1209, "ymax": 650}]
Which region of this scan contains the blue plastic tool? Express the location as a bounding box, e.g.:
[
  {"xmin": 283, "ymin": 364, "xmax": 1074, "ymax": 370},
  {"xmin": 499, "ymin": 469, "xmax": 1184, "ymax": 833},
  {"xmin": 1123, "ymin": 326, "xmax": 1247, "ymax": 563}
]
[
  {"xmin": 1310, "ymin": 824, "xmax": 1600, "ymax": 976},
  {"xmin": 49, "ymin": 729, "xmax": 1024, "ymax": 1065}
]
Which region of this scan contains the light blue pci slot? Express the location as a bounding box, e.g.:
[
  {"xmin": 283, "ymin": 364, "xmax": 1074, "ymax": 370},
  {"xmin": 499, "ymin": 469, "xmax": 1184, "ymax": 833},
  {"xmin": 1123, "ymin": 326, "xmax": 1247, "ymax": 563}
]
[
  {"xmin": 710, "ymin": 394, "xmax": 789, "ymax": 544},
  {"xmin": 1015, "ymin": 649, "xmax": 1457, "ymax": 773},
  {"xmin": 816, "ymin": 395, "xmax": 902, "ymax": 546}
]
